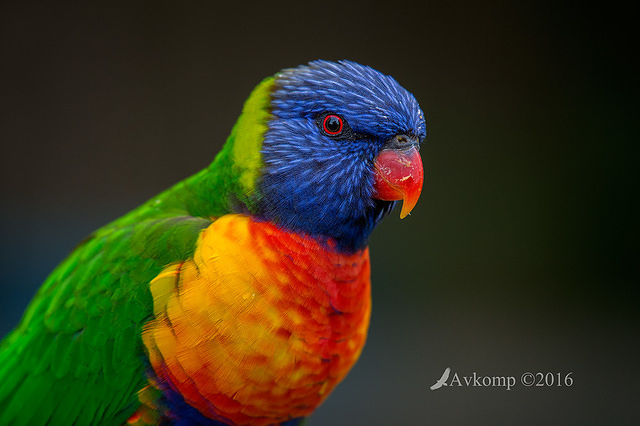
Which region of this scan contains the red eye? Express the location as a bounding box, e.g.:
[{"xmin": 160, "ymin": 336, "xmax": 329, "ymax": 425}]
[{"xmin": 322, "ymin": 114, "xmax": 343, "ymax": 135}]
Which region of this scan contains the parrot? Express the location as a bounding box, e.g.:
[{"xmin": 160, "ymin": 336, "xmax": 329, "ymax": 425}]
[{"xmin": 0, "ymin": 60, "xmax": 426, "ymax": 425}]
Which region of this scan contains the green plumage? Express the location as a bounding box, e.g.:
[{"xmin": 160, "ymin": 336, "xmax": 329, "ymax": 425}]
[
  {"xmin": 0, "ymin": 207, "xmax": 209, "ymax": 424},
  {"xmin": 0, "ymin": 78, "xmax": 274, "ymax": 424}
]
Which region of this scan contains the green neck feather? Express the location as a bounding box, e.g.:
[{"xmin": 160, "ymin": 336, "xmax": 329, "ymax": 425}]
[
  {"xmin": 200, "ymin": 76, "xmax": 273, "ymax": 216},
  {"xmin": 113, "ymin": 77, "xmax": 274, "ymax": 226}
]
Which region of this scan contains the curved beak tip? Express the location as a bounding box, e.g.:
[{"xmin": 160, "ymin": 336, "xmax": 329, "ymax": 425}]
[{"xmin": 372, "ymin": 146, "xmax": 424, "ymax": 219}]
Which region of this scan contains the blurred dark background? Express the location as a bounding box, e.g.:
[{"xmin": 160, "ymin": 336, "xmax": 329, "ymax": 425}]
[{"xmin": 1, "ymin": 1, "xmax": 637, "ymax": 424}]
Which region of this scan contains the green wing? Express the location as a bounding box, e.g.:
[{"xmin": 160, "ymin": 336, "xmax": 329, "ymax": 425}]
[
  {"xmin": 0, "ymin": 208, "xmax": 210, "ymax": 425},
  {"xmin": 0, "ymin": 76, "xmax": 273, "ymax": 424}
]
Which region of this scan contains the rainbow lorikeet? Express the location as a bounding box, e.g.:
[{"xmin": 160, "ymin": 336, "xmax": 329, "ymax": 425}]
[{"xmin": 0, "ymin": 60, "xmax": 426, "ymax": 425}]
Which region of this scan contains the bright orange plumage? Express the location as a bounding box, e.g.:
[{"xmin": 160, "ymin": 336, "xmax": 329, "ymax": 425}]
[{"xmin": 142, "ymin": 215, "xmax": 371, "ymax": 425}]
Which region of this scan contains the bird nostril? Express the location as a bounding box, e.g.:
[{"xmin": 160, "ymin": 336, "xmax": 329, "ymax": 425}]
[{"xmin": 387, "ymin": 134, "xmax": 417, "ymax": 150}]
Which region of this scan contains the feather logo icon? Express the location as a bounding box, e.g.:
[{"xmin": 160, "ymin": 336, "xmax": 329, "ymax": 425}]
[{"xmin": 430, "ymin": 367, "xmax": 451, "ymax": 390}]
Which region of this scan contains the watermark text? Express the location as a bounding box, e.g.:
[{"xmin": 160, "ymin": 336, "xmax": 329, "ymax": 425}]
[{"xmin": 430, "ymin": 368, "xmax": 573, "ymax": 391}]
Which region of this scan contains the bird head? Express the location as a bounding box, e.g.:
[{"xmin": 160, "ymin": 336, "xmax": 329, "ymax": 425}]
[{"xmin": 219, "ymin": 60, "xmax": 426, "ymax": 253}]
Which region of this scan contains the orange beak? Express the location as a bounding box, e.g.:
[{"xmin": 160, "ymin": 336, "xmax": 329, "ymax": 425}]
[{"xmin": 372, "ymin": 145, "xmax": 424, "ymax": 219}]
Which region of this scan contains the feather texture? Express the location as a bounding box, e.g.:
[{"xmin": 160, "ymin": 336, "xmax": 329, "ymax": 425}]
[{"xmin": 141, "ymin": 215, "xmax": 370, "ymax": 424}]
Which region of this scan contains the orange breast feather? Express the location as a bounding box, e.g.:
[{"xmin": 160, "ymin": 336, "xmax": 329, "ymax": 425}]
[{"xmin": 142, "ymin": 214, "xmax": 371, "ymax": 425}]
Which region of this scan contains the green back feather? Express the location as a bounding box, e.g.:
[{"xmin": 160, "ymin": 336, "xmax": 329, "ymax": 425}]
[{"xmin": 0, "ymin": 77, "xmax": 274, "ymax": 424}]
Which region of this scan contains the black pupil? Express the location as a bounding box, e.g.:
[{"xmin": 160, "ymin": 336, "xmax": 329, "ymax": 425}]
[{"xmin": 325, "ymin": 116, "xmax": 341, "ymax": 133}]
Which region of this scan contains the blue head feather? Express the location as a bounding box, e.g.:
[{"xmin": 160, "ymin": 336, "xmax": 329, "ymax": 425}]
[{"xmin": 255, "ymin": 60, "xmax": 426, "ymax": 253}]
